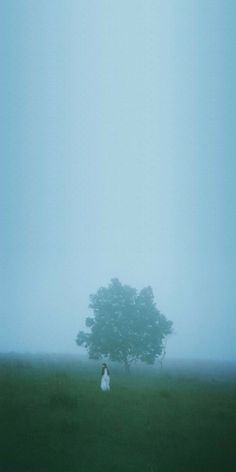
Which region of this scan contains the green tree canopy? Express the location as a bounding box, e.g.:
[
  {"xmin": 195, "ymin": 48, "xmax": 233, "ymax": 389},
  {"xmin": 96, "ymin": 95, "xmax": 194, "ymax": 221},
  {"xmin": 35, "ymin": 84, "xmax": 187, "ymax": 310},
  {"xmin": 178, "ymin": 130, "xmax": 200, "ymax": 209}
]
[{"xmin": 76, "ymin": 278, "xmax": 173, "ymax": 372}]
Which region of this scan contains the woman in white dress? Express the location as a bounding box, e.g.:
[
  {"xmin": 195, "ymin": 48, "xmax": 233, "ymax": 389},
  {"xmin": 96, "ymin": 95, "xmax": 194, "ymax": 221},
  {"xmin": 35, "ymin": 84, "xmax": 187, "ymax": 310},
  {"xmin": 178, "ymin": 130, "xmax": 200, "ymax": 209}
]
[{"xmin": 100, "ymin": 363, "xmax": 110, "ymax": 391}]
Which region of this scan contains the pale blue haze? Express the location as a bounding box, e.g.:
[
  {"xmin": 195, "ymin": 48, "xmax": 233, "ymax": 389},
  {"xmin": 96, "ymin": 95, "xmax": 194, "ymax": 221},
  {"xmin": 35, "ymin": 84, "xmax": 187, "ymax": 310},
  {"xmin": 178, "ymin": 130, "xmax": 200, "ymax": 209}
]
[{"xmin": 1, "ymin": 1, "xmax": 235, "ymax": 360}]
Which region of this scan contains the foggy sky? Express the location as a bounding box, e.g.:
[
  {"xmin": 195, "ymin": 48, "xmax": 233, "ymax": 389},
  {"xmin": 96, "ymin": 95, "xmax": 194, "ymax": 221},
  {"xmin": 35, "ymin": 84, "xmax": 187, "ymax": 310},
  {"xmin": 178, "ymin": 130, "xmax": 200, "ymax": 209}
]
[{"xmin": 1, "ymin": 1, "xmax": 236, "ymax": 360}]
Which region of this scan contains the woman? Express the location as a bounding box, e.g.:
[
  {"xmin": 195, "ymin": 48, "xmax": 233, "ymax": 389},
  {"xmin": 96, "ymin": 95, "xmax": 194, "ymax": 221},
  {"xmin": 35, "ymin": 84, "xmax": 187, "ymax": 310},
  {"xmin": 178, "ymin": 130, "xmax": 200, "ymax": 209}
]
[{"xmin": 100, "ymin": 363, "xmax": 110, "ymax": 391}]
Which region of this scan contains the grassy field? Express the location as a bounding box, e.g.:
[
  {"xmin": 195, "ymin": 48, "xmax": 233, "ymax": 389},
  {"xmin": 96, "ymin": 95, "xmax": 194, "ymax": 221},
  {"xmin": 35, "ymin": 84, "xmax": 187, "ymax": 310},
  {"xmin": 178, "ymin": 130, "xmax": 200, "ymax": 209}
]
[{"xmin": 0, "ymin": 354, "xmax": 235, "ymax": 472}]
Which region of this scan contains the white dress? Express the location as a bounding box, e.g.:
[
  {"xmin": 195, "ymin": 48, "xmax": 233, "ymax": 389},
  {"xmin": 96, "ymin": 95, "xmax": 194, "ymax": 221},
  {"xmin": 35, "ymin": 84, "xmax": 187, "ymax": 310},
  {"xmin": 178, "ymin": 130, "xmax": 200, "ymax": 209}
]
[{"xmin": 101, "ymin": 368, "xmax": 110, "ymax": 391}]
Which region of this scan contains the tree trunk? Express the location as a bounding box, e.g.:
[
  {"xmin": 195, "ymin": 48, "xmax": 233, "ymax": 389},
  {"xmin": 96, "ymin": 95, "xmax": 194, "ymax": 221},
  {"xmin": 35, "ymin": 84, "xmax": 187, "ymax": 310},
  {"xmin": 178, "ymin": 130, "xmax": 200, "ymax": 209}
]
[
  {"xmin": 124, "ymin": 358, "xmax": 131, "ymax": 375},
  {"xmin": 160, "ymin": 338, "xmax": 168, "ymax": 369}
]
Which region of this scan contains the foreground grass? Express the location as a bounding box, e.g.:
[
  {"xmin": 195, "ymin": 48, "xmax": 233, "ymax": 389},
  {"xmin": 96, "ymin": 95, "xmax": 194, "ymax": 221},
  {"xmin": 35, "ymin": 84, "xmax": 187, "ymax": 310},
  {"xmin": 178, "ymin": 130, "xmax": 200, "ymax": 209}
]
[{"xmin": 0, "ymin": 355, "xmax": 235, "ymax": 472}]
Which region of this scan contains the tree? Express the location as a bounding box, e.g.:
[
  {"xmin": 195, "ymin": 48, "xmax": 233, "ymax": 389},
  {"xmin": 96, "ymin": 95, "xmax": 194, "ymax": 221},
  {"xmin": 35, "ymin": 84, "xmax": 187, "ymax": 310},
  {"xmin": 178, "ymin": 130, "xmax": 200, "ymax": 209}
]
[{"xmin": 76, "ymin": 278, "xmax": 173, "ymax": 372}]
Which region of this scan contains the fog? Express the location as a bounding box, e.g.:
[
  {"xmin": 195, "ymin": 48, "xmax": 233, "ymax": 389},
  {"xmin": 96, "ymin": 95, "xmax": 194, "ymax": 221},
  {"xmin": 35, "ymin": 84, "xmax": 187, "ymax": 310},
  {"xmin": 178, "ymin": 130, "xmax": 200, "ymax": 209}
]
[{"xmin": 1, "ymin": 1, "xmax": 235, "ymax": 361}]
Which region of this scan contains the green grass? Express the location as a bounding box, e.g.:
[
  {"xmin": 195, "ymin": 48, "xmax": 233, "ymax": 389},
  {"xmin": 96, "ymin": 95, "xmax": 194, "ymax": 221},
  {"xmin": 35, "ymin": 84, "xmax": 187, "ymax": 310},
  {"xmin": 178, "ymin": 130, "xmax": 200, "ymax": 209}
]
[{"xmin": 0, "ymin": 355, "xmax": 235, "ymax": 471}]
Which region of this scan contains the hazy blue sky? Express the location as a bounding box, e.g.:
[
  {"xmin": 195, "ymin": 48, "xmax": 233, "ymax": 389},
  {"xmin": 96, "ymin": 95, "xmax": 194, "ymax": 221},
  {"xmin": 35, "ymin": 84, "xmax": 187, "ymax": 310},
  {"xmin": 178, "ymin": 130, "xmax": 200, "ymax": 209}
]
[{"xmin": 1, "ymin": 1, "xmax": 235, "ymax": 360}]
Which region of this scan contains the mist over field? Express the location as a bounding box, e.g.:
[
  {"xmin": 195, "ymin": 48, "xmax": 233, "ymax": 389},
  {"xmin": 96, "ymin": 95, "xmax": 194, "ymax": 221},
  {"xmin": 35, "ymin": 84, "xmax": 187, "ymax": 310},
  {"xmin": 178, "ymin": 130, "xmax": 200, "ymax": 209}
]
[
  {"xmin": 1, "ymin": 0, "xmax": 236, "ymax": 364},
  {"xmin": 0, "ymin": 352, "xmax": 235, "ymax": 472}
]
